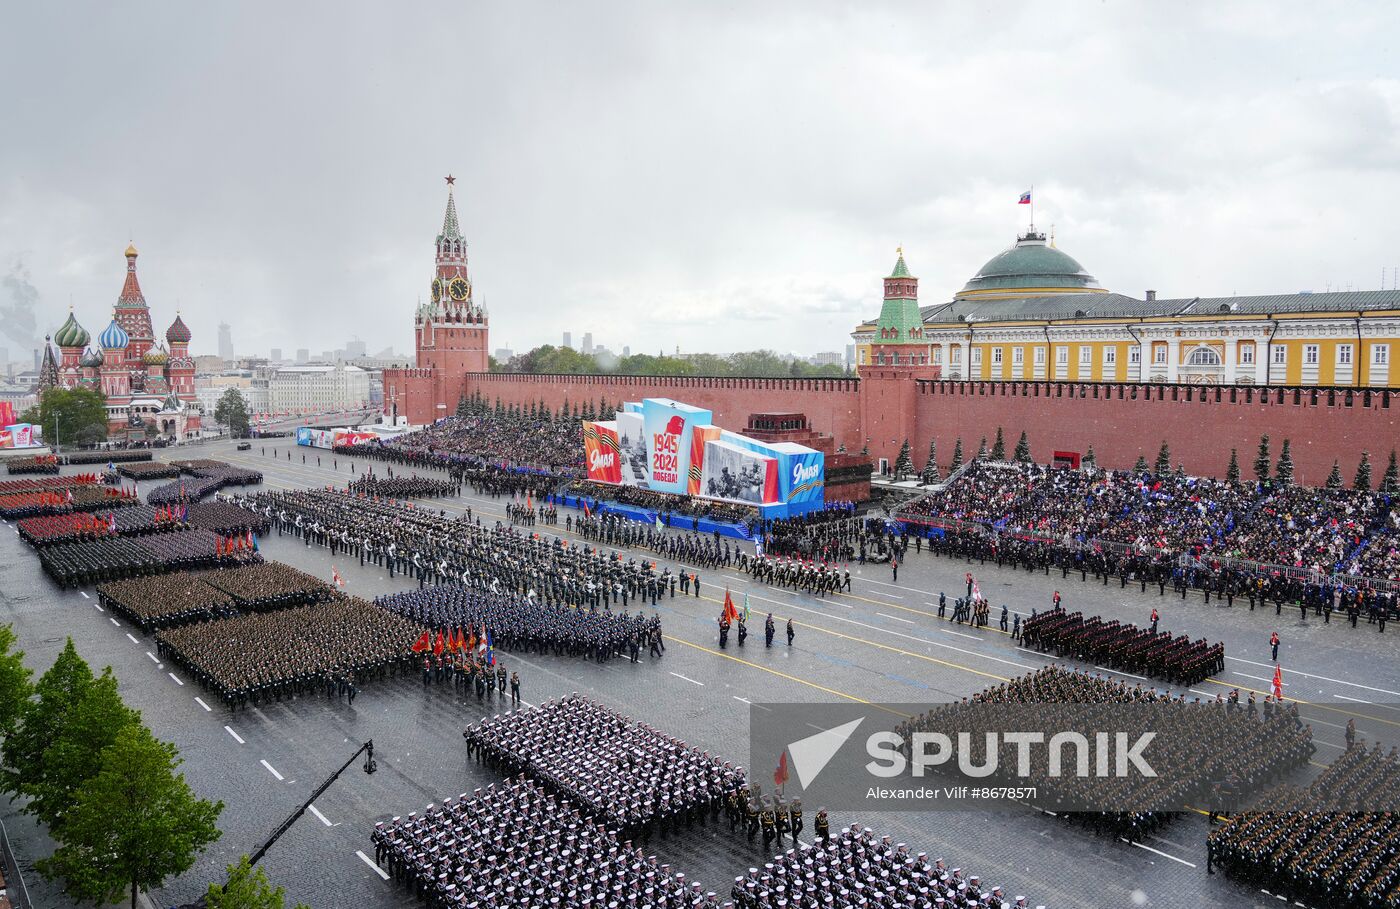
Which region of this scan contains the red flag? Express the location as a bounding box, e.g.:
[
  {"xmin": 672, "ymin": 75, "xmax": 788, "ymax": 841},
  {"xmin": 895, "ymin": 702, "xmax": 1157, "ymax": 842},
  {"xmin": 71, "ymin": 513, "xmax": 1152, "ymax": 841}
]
[
  {"xmin": 1272, "ymin": 665, "xmax": 1283, "ymax": 700},
  {"xmin": 411, "ymin": 631, "xmax": 431, "ymax": 653},
  {"xmin": 433, "ymin": 631, "xmax": 445, "ymax": 656},
  {"xmin": 774, "ymin": 751, "xmax": 790, "ymax": 788},
  {"xmin": 466, "ymin": 628, "xmax": 477, "ymax": 655},
  {"xmin": 723, "ymin": 588, "xmax": 739, "ymax": 624},
  {"xmin": 332, "ymin": 566, "xmax": 345, "ymax": 587}
]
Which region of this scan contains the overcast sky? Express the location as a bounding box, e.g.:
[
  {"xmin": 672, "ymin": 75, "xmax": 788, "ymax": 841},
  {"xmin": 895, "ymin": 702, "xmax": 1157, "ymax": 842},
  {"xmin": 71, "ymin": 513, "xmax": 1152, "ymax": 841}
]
[{"xmin": 3, "ymin": 2, "xmax": 1398, "ymax": 362}]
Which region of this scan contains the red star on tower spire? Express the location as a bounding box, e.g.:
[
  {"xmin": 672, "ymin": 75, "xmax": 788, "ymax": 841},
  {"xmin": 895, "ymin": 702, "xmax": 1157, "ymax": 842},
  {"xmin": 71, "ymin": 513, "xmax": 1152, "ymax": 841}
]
[{"xmin": 445, "ymin": 174, "xmax": 455, "ymax": 186}]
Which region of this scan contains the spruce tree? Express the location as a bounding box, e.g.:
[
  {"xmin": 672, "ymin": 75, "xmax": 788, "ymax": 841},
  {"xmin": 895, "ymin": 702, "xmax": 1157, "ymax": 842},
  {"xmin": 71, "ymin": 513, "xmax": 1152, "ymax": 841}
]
[
  {"xmin": 455, "ymin": 394, "xmax": 470, "ymax": 418},
  {"xmin": 1355, "ymin": 451, "xmax": 1373, "ymax": 490},
  {"xmin": 893, "ymin": 439, "xmax": 914, "ymax": 480},
  {"xmin": 1254, "ymin": 435, "xmax": 1271, "ymax": 482},
  {"xmin": 977, "ymin": 436, "xmax": 989, "ymax": 459},
  {"xmin": 921, "ymin": 440, "xmax": 940, "ymax": 485},
  {"xmin": 1014, "ymin": 431, "xmax": 1030, "ymax": 463},
  {"xmin": 1134, "ymin": 454, "xmax": 1149, "ymax": 473},
  {"xmin": 949, "ymin": 438, "xmax": 964, "ymax": 472},
  {"xmin": 859, "ymin": 442, "xmax": 869, "ymax": 458},
  {"xmin": 1082, "ymin": 446, "xmax": 1096, "ymax": 470},
  {"xmin": 991, "ymin": 428, "xmax": 1006, "ymax": 460},
  {"xmin": 1226, "ymin": 449, "xmax": 1240, "ymax": 484},
  {"xmin": 1154, "ymin": 441, "xmax": 1171, "ymax": 476},
  {"xmin": 1381, "ymin": 450, "xmax": 1399, "ymax": 494},
  {"xmin": 1275, "ymin": 439, "xmax": 1294, "ymax": 486},
  {"xmin": 1175, "ymin": 463, "xmax": 1186, "ymax": 478},
  {"xmin": 1325, "ymin": 460, "xmax": 1343, "ymax": 490}
]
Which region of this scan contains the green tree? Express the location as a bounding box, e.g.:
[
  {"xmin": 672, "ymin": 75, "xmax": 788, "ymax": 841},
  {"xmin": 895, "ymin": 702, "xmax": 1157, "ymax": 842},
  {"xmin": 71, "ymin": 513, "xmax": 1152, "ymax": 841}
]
[
  {"xmin": 1254, "ymin": 435, "xmax": 1271, "ymax": 482},
  {"xmin": 1275, "ymin": 439, "xmax": 1294, "ymax": 486},
  {"xmin": 1355, "ymin": 451, "xmax": 1373, "ymax": 490},
  {"xmin": 206, "ymin": 855, "xmax": 310, "ymax": 909},
  {"xmin": 23, "ymin": 664, "xmax": 140, "ymax": 830},
  {"xmin": 892, "ymin": 439, "xmax": 913, "ymax": 480},
  {"xmin": 949, "ymin": 438, "xmax": 964, "ymax": 472},
  {"xmin": 38, "ymin": 724, "xmax": 223, "ymax": 909},
  {"xmin": 1381, "ymin": 450, "xmax": 1399, "ymax": 494},
  {"xmin": 3, "ymin": 639, "xmax": 92, "ymax": 802},
  {"xmin": 1154, "ymin": 441, "xmax": 1171, "ymax": 476},
  {"xmin": 859, "ymin": 441, "xmax": 870, "ymax": 458},
  {"xmin": 19, "ymin": 386, "xmax": 108, "ymax": 448},
  {"xmin": 1082, "ymin": 446, "xmax": 1096, "ymax": 470},
  {"xmin": 1226, "ymin": 448, "xmax": 1240, "ymax": 484},
  {"xmin": 214, "ymin": 388, "xmax": 251, "ymax": 438},
  {"xmin": 990, "ymin": 428, "xmax": 1006, "ymax": 461},
  {"xmin": 1325, "ymin": 460, "xmax": 1343, "ymax": 490},
  {"xmin": 921, "ymin": 440, "xmax": 940, "ymax": 485},
  {"xmin": 1013, "ymin": 431, "xmax": 1031, "ymax": 464},
  {"xmin": 455, "ymin": 394, "xmax": 470, "ymax": 418},
  {"xmin": 0, "ymin": 624, "xmax": 33, "ymax": 739},
  {"xmin": 1133, "ymin": 454, "xmax": 1149, "ymax": 473},
  {"xmin": 976, "ymin": 436, "xmax": 988, "ymax": 459}
]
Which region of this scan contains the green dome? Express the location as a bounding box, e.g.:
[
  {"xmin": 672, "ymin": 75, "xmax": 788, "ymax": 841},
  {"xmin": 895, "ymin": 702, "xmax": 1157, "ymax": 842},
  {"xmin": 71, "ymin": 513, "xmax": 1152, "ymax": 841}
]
[
  {"xmin": 958, "ymin": 231, "xmax": 1103, "ymax": 299},
  {"xmin": 54, "ymin": 310, "xmax": 90, "ymax": 348}
]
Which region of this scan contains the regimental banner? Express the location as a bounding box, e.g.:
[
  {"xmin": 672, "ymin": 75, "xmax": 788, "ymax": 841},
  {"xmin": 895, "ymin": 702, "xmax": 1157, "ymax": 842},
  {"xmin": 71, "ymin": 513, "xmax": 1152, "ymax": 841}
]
[
  {"xmin": 641, "ymin": 399, "xmax": 712, "ymax": 496},
  {"xmin": 0, "ymin": 402, "xmax": 14, "ymax": 428},
  {"xmin": 582, "ymin": 420, "xmax": 622, "ymax": 484}
]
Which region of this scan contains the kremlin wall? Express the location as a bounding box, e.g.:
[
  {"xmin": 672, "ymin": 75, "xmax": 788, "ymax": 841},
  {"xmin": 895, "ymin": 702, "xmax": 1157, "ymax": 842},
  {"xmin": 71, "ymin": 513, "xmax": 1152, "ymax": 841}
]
[{"xmin": 387, "ymin": 182, "xmax": 1400, "ymax": 487}]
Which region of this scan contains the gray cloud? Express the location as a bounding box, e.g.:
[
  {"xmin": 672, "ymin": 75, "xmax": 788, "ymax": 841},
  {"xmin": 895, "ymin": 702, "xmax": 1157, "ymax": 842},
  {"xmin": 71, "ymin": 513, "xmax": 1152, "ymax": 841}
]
[{"xmin": 3, "ymin": 1, "xmax": 1398, "ymax": 360}]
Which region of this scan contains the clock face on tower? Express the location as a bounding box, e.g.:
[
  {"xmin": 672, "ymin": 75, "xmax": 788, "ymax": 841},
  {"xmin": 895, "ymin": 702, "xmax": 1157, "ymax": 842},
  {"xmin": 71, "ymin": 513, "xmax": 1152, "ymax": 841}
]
[
  {"xmin": 430, "ymin": 278, "xmax": 442, "ymax": 302},
  {"xmin": 448, "ymin": 277, "xmax": 470, "ymax": 301}
]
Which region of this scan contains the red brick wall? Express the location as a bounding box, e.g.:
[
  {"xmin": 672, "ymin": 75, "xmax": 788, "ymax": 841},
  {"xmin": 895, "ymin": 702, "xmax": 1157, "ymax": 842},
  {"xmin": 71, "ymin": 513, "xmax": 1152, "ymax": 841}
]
[
  {"xmin": 908, "ymin": 380, "xmax": 1399, "ymax": 486},
  {"xmin": 465, "ymin": 373, "xmax": 864, "ymax": 443}
]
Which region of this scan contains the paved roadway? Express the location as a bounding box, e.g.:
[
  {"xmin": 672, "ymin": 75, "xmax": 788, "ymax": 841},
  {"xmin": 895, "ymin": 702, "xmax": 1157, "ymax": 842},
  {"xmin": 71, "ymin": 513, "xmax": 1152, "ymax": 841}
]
[{"xmin": 1, "ymin": 438, "xmax": 1397, "ymax": 909}]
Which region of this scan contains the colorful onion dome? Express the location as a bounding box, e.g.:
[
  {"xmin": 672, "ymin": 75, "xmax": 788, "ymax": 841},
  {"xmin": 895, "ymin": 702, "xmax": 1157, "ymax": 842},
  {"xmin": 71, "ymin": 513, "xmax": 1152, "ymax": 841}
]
[
  {"xmin": 99, "ymin": 319, "xmax": 130, "ymax": 350},
  {"xmin": 143, "ymin": 345, "xmax": 169, "ymax": 366},
  {"xmin": 125, "ymin": 243, "xmax": 139, "ymax": 258},
  {"xmin": 79, "ymin": 347, "xmax": 104, "ymax": 368},
  {"xmin": 54, "ymin": 310, "xmax": 90, "ymax": 348},
  {"xmin": 165, "ymin": 313, "xmax": 192, "ymax": 344}
]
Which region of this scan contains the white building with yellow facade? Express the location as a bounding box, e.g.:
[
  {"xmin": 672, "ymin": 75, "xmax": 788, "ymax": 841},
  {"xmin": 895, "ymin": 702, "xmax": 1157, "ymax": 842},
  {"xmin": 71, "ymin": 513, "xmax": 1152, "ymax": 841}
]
[{"xmin": 853, "ymin": 228, "xmax": 1400, "ymax": 387}]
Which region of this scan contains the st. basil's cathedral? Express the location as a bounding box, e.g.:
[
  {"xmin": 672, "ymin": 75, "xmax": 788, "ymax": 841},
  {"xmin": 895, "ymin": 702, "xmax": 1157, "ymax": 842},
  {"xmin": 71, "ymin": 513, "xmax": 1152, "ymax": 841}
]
[{"xmin": 39, "ymin": 244, "xmax": 201, "ymax": 441}]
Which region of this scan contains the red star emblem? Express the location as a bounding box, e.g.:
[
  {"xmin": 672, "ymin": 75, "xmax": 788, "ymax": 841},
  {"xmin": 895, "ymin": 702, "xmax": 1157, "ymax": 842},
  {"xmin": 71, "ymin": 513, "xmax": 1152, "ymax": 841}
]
[{"xmin": 445, "ymin": 174, "xmax": 456, "ymax": 186}]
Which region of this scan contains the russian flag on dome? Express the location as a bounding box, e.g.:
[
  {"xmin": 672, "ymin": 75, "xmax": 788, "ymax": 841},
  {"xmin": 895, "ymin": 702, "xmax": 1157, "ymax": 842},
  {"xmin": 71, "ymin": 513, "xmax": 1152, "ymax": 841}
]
[{"xmin": 1018, "ymin": 190, "xmax": 1032, "ymax": 204}]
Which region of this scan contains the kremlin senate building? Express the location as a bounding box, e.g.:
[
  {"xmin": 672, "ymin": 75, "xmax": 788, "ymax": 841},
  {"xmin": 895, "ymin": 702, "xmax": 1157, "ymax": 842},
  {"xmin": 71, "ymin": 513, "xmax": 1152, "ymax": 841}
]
[
  {"xmin": 853, "ymin": 227, "xmax": 1400, "ymax": 387},
  {"xmin": 39, "ymin": 244, "xmax": 201, "ymax": 441}
]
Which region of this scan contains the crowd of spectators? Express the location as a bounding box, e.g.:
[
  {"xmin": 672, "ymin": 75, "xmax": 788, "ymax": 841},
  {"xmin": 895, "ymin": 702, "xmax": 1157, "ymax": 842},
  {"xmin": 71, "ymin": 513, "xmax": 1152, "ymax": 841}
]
[
  {"xmin": 899, "ymin": 460, "xmax": 1400, "ymax": 585},
  {"xmin": 567, "ymin": 481, "xmax": 757, "ymax": 526}
]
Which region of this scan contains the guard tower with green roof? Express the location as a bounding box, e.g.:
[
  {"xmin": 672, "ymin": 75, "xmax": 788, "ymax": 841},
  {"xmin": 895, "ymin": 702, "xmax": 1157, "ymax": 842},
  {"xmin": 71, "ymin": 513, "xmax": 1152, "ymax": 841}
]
[{"xmin": 874, "ymin": 249, "xmax": 924, "ymax": 343}]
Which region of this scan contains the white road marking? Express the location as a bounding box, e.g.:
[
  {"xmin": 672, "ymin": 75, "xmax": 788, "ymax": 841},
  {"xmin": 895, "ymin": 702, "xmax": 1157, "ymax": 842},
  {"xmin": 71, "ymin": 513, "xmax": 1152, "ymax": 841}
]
[
  {"xmin": 168, "ymin": 672, "xmax": 183, "ymax": 686},
  {"xmin": 356, "ymin": 849, "xmax": 390, "ymax": 880},
  {"xmin": 1336, "ymin": 693, "xmax": 1373, "ymax": 704},
  {"xmin": 1121, "ymin": 838, "xmax": 1196, "ymax": 868},
  {"xmin": 669, "ymin": 671, "xmax": 704, "ymax": 686},
  {"xmin": 941, "ymin": 628, "xmax": 979, "ymax": 640},
  {"xmin": 309, "ymin": 804, "xmax": 335, "ymax": 826},
  {"xmin": 147, "ymin": 651, "xmax": 160, "ymax": 663},
  {"xmin": 876, "ymin": 613, "xmax": 916, "ymax": 625},
  {"xmin": 125, "ymin": 633, "xmax": 139, "ymax": 644},
  {"xmin": 93, "ymin": 602, "xmax": 104, "ymax": 611},
  {"xmin": 1233, "ymin": 671, "xmax": 1288, "ymax": 687},
  {"xmin": 1228, "ymin": 657, "xmax": 1400, "ymax": 697},
  {"xmin": 109, "ymin": 617, "xmax": 120, "ymax": 626},
  {"xmin": 224, "ymin": 726, "xmax": 244, "ymax": 744},
  {"xmin": 260, "ymin": 759, "xmax": 284, "ymax": 780},
  {"xmin": 1095, "ymin": 666, "xmax": 1147, "ymax": 681},
  {"xmin": 79, "ymin": 591, "xmax": 90, "ymax": 599},
  {"xmin": 195, "ymin": 697, "xmax": 211, "ymax": 712}
]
